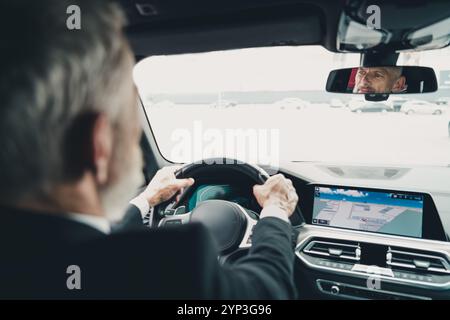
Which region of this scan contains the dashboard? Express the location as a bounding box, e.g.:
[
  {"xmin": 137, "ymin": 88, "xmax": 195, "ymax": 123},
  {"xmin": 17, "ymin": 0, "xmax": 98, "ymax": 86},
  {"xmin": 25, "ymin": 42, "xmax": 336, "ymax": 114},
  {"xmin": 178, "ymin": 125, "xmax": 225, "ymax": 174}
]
[
  {"xmin": 185, "ymin": 182, "xmax": 447, "ymax": 241},
  {"xmin": 295, "ymin": 182, "xmax": 450, "ymax": 300},
  {"xmin": 157, "ymin": 163, "xmax": 450, "ymax": 300}
]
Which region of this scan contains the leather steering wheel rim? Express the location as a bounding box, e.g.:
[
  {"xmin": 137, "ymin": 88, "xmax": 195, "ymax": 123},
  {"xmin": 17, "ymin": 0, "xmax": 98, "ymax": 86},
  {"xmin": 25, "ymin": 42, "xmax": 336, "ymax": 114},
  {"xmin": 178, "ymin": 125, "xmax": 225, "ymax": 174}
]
[
  {"xmin": 175, "ymin": 157, "xmax": 270, "ymax": 184},
  {"xmin": 152, "ymin": 158, "xmax": 270, "ymax": 220},
  {"xmin": 152, "ymin": 158, "xmax": 305, "ymax": 225}
]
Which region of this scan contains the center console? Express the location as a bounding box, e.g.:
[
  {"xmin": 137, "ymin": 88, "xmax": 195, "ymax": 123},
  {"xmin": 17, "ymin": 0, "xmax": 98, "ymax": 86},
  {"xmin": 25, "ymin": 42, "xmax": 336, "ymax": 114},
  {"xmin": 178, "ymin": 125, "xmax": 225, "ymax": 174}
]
[{"xmin": 295, "ymin": 184, "xmax": 450, "ymax": 299}]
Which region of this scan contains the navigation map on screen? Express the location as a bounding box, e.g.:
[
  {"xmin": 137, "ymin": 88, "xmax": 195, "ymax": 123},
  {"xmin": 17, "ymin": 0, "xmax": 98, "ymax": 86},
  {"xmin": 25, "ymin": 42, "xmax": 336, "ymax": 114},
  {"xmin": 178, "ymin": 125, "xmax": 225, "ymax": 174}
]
[{"xmin": 312, "ymin": 187, "xmax": 424, "ymax": 238}]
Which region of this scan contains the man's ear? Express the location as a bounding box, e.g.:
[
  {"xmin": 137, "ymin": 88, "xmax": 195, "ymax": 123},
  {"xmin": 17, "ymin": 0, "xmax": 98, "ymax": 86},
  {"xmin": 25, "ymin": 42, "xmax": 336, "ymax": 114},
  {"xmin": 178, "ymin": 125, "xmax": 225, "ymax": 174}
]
[
  {"xmin": 91, "ymin": 113, "xmax": 113, "ymax": 185},
  {"xmin": 392, "ymin": 76, "xmax": 407, "ymax": 93}
]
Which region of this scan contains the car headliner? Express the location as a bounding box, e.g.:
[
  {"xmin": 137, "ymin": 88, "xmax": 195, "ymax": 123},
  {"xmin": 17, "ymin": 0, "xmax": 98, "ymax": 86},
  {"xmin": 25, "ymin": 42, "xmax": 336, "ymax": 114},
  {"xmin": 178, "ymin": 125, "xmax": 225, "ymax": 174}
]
[{"xmin": 119, "ymin": 0, "xmax": 450, "ymax": 57}]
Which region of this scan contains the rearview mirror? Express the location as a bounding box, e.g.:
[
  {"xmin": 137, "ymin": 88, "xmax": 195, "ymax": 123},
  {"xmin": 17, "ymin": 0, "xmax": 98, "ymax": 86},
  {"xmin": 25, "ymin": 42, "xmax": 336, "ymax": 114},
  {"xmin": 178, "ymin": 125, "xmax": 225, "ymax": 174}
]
[{"xmin": 326, "ymin": 66, "xmax": 438, "ymax": 94}]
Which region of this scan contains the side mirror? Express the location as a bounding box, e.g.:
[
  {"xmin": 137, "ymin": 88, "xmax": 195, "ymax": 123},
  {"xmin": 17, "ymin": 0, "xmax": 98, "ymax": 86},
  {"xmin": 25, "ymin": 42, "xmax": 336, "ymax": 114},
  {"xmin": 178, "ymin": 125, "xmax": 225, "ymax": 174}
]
[{"xmin": 326, "ymin": 66, "xmax": 438, "ymax": 95}]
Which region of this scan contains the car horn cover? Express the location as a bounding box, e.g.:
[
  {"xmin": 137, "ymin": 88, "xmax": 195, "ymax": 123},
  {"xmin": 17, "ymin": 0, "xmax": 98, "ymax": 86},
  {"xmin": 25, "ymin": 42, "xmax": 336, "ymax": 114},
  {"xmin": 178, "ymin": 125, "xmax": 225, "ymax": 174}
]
[{"xmin": 190, "ymin": 200, "xmax": 247, "ymax": 254}]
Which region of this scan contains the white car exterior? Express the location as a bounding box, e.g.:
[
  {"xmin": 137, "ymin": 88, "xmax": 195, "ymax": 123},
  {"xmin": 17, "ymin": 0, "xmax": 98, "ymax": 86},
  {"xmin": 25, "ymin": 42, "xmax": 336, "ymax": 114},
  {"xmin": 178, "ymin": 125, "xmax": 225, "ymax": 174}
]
[
  {"xmin": 210, "ymin": 99, "xmax": 237, "ymax": 108},
  {"xmin": 330, "ymin": 98, "xmax": 345, "ymax": 108},
  {"xmin": 401, "ymin": 100, "xmax": 446, "ymax": 115},
  {"xmin": 275, "ymin": 98, "xmax": 310, "ymax": 110},
  {"xmin": 347, "ymin": 98, "xmax": 393, "ymax": 113}
]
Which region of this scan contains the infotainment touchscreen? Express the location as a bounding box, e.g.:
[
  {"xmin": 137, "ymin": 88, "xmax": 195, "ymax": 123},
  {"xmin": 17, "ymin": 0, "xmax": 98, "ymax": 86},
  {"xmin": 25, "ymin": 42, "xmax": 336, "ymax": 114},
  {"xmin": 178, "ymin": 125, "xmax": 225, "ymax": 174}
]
[{"xmin": 312, "ymin": 186, "xmax": 424, "ymax": 238}]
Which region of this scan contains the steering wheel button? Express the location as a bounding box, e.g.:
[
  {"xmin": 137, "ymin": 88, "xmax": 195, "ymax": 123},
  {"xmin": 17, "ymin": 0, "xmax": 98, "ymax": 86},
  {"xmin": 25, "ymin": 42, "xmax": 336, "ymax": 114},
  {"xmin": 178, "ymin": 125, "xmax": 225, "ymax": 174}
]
[
  {"xmin": 165, "ymin": 220, "xmax": 182, "ymax": 225},
  {"xmin": 164, "ymin": 209, "xmax": 175, "ymax": 215},
  {"xmin": 174, "ymin": 206, "xmax": 186, "ymax": 215}
]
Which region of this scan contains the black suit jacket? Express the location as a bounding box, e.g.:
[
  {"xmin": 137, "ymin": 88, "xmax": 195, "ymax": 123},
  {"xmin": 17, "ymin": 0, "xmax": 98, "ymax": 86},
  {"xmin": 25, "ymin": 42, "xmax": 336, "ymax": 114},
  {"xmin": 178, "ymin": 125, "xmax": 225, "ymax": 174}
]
[{"xmin": 0, "ymin": 205, "xmax": 296, "ymax": 299}]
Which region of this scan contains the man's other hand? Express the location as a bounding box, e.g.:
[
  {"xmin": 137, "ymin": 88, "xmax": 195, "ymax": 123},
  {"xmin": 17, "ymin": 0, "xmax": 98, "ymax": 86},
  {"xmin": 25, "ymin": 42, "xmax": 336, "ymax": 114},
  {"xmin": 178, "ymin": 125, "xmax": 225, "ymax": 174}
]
[
  {"xmin": 253, "ymin": 174, "xmax": 298, "ymax": 217},
  {"xmin": 140, "ymin": 166, "xmax": 195, "ymax": 207}
]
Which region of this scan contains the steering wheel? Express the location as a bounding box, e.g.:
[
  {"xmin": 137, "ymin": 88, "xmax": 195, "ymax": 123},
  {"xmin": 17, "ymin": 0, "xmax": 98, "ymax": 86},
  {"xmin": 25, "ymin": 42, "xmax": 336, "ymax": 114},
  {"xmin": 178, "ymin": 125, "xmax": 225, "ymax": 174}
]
[{"xmin": 150, "ymin": 158, "xmax": 302, "ymax": 259}]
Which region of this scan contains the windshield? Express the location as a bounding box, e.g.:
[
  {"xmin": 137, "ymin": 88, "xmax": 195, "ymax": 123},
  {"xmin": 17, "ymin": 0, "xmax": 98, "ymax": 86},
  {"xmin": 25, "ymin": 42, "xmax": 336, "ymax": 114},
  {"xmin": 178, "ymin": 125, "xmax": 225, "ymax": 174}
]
[{"xmin": 133, "ymin": 46, "xmax": 450, "ymax": 168}]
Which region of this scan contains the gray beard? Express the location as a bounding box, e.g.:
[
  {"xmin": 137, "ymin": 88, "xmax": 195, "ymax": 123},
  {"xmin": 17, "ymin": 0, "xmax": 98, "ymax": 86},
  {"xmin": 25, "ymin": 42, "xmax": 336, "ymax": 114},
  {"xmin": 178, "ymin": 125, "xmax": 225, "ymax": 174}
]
[{"xmin": 100, "ymin": 150, "xmax": 145, "ymax": 222}]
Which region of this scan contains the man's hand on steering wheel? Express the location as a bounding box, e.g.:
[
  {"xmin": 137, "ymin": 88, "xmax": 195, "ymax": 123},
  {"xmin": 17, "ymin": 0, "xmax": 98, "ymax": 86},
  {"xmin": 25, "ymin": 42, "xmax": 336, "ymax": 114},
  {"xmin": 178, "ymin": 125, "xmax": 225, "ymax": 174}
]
[
  {"xmin": 138, "ymin": 166, "xmax": 195, "ymax": 208},
  {"xmin": 253, "ymin": 174, "xmax": 298, "ymax": 219}
]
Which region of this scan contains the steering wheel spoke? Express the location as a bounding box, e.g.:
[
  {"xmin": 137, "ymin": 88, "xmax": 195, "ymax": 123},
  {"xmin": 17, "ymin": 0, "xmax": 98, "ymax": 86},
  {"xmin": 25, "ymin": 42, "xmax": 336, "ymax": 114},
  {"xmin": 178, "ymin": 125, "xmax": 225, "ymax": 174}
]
[
  {"xmin": 236, "ymin": 205, "xmax": 258, "ymax": 249},
  {"xmin": 158, "ymin": 211, "xmax": 192, "ymax": 227}
]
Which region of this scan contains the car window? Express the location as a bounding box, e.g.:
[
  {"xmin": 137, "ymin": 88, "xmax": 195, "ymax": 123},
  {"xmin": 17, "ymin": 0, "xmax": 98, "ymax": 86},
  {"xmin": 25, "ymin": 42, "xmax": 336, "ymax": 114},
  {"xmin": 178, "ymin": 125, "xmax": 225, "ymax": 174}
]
[{"xmin": 133, "ymin": 46, "xmax": 450, "ymax": 167}]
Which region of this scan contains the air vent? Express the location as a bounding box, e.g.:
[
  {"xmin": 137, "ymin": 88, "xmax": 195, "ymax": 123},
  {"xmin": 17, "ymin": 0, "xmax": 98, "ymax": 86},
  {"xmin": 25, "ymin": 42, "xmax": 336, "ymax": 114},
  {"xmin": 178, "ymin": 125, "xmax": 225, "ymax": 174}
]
[
  {"xmin": 303, "ymin": 240, "xmax": 361, "ymax": 262},
  {"xmin": 386, "ymin": 247, "xmax": 450, "ymax": 275}
]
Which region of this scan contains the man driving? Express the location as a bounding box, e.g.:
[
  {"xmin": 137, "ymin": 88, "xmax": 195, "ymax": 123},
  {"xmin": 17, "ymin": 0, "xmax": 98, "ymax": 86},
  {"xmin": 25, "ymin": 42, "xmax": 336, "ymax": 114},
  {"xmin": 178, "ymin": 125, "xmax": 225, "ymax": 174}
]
[
  {"xmin": 353, "ymin": 67, "xmax": 407, "ymax": 94},
  {"xmin": 0, "ymin": 0, "xmax": 298, "ymax": 299}
]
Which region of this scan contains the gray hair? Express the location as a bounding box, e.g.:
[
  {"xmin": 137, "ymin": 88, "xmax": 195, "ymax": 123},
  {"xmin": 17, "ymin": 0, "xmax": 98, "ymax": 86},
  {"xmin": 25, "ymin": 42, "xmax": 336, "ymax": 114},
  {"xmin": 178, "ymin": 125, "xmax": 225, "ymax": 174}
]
[
  {"xmin": 0, "ymin": 0, "xmax": 131, "ymax": 203},
  {"xmin": 391, "ymin": 66, "xmax": 403, "ymax": 79}
]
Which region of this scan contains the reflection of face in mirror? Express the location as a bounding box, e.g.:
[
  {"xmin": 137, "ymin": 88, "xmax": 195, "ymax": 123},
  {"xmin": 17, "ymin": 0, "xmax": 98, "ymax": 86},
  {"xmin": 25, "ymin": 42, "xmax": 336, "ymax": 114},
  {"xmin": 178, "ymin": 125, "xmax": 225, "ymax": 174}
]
[{"xmin": 353, "ymin": 67, "xmax": 407, "ymax": 94}]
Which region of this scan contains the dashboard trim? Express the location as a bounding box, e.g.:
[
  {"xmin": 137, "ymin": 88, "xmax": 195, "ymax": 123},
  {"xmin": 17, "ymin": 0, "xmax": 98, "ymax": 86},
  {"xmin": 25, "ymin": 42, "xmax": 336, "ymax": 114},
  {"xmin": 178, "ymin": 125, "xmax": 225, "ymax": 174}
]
[
  {"xmin": 315, "ymin": 279, "xmax": 432, "ymax": 300},
  {"xmin": 296, "ymin": 224, "xmax": 450, "ymax": 290}
]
